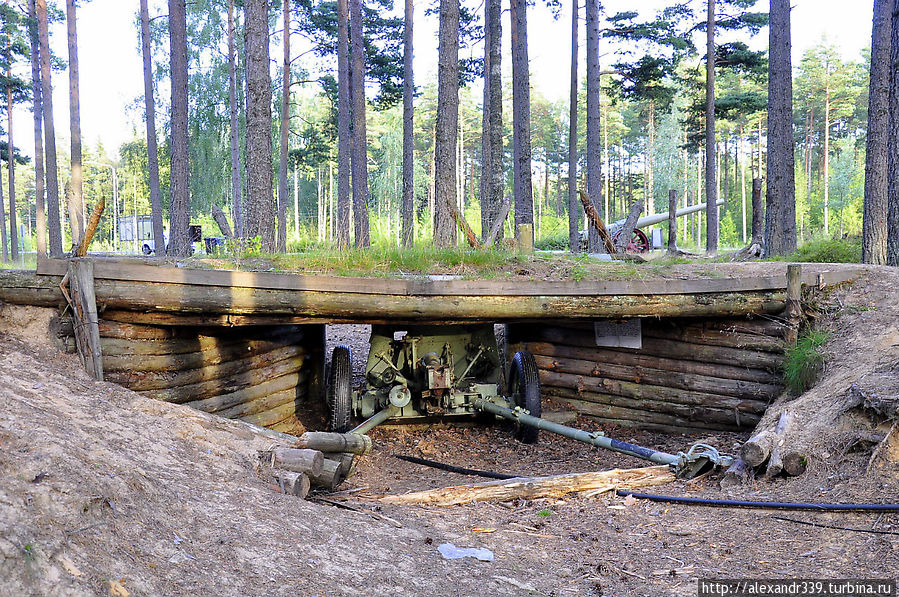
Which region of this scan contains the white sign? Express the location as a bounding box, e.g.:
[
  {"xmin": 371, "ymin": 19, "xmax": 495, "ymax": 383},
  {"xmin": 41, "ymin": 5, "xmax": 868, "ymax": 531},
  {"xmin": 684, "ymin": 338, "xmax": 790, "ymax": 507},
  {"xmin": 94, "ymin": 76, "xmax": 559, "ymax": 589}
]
[{"xmin": 594, "ymin": 318, "xmax": 642, "ymax": 349}]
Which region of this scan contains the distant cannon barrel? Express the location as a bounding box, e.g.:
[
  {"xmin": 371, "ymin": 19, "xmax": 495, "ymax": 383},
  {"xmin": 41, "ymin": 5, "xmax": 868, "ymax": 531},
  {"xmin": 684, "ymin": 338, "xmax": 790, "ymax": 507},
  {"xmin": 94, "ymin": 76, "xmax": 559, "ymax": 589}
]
[{"xmin": 608, "ymin": 199, "xmax": 725, "ymax": 233}]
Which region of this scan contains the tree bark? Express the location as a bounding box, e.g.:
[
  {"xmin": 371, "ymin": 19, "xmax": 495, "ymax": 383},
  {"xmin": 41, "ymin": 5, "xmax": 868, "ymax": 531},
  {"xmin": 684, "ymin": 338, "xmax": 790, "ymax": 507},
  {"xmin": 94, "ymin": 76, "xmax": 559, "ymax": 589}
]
[
  {"xmin": 28, "ymin": 0, "xmax": 46, "ymax": 256},
  {"xmin": 294, "ymin": 432, "xmax": 372, "ymax": 455},
  {"xmin": 36, "ymin": 0, "xmax": 62, "ymax": 256},
  {"xmin": 66, "ymin": 0, "xmax": 84, "ymax": 249},
  {"xmin": 270, "ymin": 448, "xmax": 325, "ymax": 477},
  {"xmin": 245, "ymin": 0, "xmax": 276, "ymax": 251},
  {"xmin": 479, "ymin": 0, "xmax": 503, "ymax": 246},
  {"xmin": 764, "ymin": 0, "xmax": 797, "ymax": 256},
  {"xmin": 228, "ymin": 0, "xmax": 243, "ymax": 238},
  {"xmin": 862, "ymin": 0, "xmax": 893, "ymax": 265},
  {"xmin": 278, "ymin": 0, "xmax": 291, "ymax": 252},
  {"xmin": 888, "ymin": 0, "xmax": 899, "ymax": 265},
  {"xmin": 433, "ymin": 0, "xmax": 460, "ymax": 247},
  {"xmin": 350, "ymin": 0, "xmax": 370, "ymax": 248},
  {"xmin": 584, "ymin": 0, "xmax": 603, "ymax": 252},
  {"xmin": 567, "ymin": 0, "xmax": 579, "ymax": 252},
  {"xmin": 401, "ymin": 0, "xmax": 414, "ymax": 247},
  {"xmin": 336, "ymin": 0, "xmax": 351, "ymax": 248},
  {"xmin": 6, "ymin": 82, "xmax": 16, "ymax": 261},
  {"xmin": 168, "ymin": 0, "xmax": 192, "ymax": 256},
  {"xmin": 510, "ymin": 0, "xmax": 533, "ymax": 245},
  {"xmin": 705, "ymin": 0, "xmax": 718, "ymax": 255},
  {"xmin": 140, "ymin": 0, "xmax": 165, "ymax": 259}
]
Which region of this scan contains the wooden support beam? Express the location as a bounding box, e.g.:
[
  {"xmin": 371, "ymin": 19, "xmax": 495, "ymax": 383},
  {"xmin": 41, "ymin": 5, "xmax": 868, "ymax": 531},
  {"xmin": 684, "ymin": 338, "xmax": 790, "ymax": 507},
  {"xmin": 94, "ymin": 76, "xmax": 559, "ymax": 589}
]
[
  {"xmin": 377, "ymin": 465, "xmax": 674, "ymax": 506},
  {"xmin": 294, "ymin": 432, "xmax": 372, "ymax": 455},
  {"xmin": 270, "ymin": 447, "xmax": 324, "ymax": 477},
  {"xmin": 65, "ymin": 260, "xmax": 103, "ymax": 380}
]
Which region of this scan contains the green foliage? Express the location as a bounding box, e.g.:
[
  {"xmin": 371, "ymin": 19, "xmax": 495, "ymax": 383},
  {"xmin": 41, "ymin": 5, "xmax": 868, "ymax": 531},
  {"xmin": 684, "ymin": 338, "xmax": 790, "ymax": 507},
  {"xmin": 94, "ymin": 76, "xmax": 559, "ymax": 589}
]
[
  {"xmin": 783, "ymin": 330, "xmax": 829, "ymax": 395},
  {"xmin": 783, "ymin": 236, "xmax": 862, "ymax": 263},
  {"xmin": 537, "ymin": 509, "xmax": 552, "ymax": 517}
]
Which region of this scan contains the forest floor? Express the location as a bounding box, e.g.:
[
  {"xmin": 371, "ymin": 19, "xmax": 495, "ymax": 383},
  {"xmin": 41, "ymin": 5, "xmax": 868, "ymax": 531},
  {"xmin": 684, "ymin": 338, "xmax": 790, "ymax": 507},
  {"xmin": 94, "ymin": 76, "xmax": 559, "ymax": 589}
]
[{"xmin": 1, "ymin": 263, "xmax": 898, "ymax": 596}]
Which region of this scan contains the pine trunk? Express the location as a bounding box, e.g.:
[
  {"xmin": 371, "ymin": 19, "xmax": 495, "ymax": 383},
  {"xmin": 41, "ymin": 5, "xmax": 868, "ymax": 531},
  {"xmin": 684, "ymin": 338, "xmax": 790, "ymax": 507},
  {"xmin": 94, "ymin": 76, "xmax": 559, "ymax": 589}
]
[
  {"xmin": 585, "ymin": 0, "xmax": 602, "ymax": 252},
  {"xmin": 28, "ymin": 0, "xmax": 46, "ymax": 256},
  {"xmin": 168, "ymin": 0, "xmax": 191, "ymax": 256},
  {"xmin": 888, "ymin": 0, "xmax": 899, "ymax": 265},
  {"xmin": 336, "ymin": 0, "xmax": 351, "ymax": 248},
  {"xmin": 228, "ymin": 0, "xmax": 243, "ymax": 238},
  {"xmin": 278, "ymin": 0, "xmax": 291, "ymax": 252},
  {"xmin": 433, "ymin": 0, "xmax": 459, "ymax": 247},
  {"xmin": 510, "ymin": 0, "xmax": 533, "ymax": 244},
  {"xmin": 6, "ymin": 83, "xmax": 15, "ymax": 261},
  {"xmin": 244, "ymin": 0, "xmax": 276, "ymax": 251},
  {"xmin": 350, "ymin": 0, "xmax": 370, "ymax": 248},
  {"xmin": 479, "ymin": 0, "xmax": 502, "ymax": 246},
  {"xmin": 764, "ymin": 0, "xmax": 797, "ymax": 256},
  {"xmin": 863, "ymin": 0, "xmax": 892, "ymax": 264},
  {"xmin": 140, "ymin": 0, "xmax": 165, "ymax": 259},
  {"xmin": 401, "ymin": 0, "xmax": 414, "ymax": 247},
  {"xmin": 66, "ymin": 0, "xmax": 83, "ymax": 249},
  {"xmin": 705, "ymin": 0, "xmax": 718, "ymax": 255},
  {"xmin": 824, "ymin": 82, "xmax": 831, "ymax": 236},
  {"xmin": 36, "ymin": 0, "xmax": 62, "ymax": 256}
]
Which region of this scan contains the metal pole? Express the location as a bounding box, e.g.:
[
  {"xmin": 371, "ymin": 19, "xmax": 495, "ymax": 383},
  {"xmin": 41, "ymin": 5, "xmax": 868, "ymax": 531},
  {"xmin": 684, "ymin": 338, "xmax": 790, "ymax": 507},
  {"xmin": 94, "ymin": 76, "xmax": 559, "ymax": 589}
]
[
  {"xmin": 473, "ymin": 398, "xmax": 679, "ymax": 466},
  {"xmin": 350, "ymin": 405, "xmax": 400, "ymax": 436}
]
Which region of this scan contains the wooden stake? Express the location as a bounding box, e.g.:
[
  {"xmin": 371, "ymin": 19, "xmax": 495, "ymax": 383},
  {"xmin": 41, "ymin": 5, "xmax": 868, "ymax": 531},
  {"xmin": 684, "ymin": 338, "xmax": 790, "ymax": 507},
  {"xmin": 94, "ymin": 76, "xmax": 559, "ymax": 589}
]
[
  {"xmin": 667, "ymin": 190, "xmax": 678, "ymax": 254},
  {"xmin": 66, "ymin": 260, "xmax": 103, "ymax": 380},
  {"xmin": 578, "ymin": 190, "xmax": 616, "ymax": 253},
  {"xmin": 785, "ymin": 264, "xmax": 802, "ymax": 345},
  {"xmin": 74, "ymin": 197, "xmax": 105, "ymax": 257}
]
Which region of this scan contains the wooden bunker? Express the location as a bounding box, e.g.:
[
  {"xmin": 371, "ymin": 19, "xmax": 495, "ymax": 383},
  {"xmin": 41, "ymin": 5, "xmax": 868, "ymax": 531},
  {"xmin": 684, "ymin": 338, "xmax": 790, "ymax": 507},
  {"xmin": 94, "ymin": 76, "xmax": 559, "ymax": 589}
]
[{"xmin": 0, "ymin": 258, "xmax": 856, "ymax": 435}]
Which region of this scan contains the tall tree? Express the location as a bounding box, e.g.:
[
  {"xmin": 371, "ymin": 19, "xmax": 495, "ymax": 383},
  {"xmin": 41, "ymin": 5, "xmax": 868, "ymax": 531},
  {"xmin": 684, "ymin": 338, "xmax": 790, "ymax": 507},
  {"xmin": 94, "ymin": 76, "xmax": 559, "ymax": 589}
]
[
  {"xmin": 863, "ymin": 0, "xmax": 892, "ymax": 264},
  {"xmin": 480, "ymin": 0, "xmax": 503, "ymax": 245},
  {"xmin": 764, "ymin": 0, "xmax": 796, "ymax": 255},
  {"xmin": 278, "ymin": 0, "xmax": 290, "ymax": 251},
  {"xmin": 335, "ymin": 0, "xmax": 351, "ymax": 248},
  {"xmin": 704, "ymin": 0, "xmax": 718, "ymax": 254},
  {"xmin": 585, "ymin": 0, "xmax": 602, "ymax": 251},
  {"xmin": 6, "ymin": 43, "xmax": 15, "ymax": 260},
  {"xmin": 168, "ymin": 0, "xmax": 191, "ymax": 256},
  {"xmin": 245, "ymin": 0, "xmax": 276, "ymax": 250},
  {"xmin": 140, "ymin": 0, "xmax": 164, "ymax": 259},
  {"xmin": 36, "ymin": 0, "xmax": 61, "ymax": 256},
  {"xmin": 28, "ymin": 0, "xmax": 45, "ymax": 256},
  {"xmin": 350, "ymin": 0, "xmax": 370, "ymax": 247},
  {"xmin": 228, "ymin": 0, "xmax": 242, "ymax": 237},
  {"xmin": 400, "ymin": 0, "xmax": 413, "ymax": 247},
  {"xmin": 433, "ymin": 0, "xmax": 459, "ymax": 247},
  {"xmin": 510, "ymin": 0, "xmax": 533, "ymax": 242},
  {"xmin": 65, "ymin": 0, "xmax": 82, "ymax": 249},
  {"xmin": 888, "ymin": 0, "xmax": 899, "ymax": 265},
  {"xmin": 567, "ymin": 0, "xmax": 578, "ymax": 252}
]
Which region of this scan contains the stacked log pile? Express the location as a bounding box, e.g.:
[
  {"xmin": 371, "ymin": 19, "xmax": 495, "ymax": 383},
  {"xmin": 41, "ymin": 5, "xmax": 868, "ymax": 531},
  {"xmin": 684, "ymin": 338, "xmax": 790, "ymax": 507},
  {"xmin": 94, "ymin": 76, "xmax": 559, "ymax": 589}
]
[
  {"xmin": 508, "ymin": 317, "xmax": 787, "ymax": 433},
  {"xmin": 52, "ymin": 316, "xmax": 324, "ymax": 433}
]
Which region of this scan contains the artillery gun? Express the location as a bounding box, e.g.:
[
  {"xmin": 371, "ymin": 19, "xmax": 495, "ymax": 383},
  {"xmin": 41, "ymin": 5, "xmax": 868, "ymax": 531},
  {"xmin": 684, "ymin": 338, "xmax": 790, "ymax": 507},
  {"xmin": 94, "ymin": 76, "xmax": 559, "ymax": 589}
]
[
  {"xmin": 588, "ymin": 199, "xmax": 726, "ymax": 253},
  {"xmin": 324, "ymin": 323, "xmax": 733, "ymax": 477}
]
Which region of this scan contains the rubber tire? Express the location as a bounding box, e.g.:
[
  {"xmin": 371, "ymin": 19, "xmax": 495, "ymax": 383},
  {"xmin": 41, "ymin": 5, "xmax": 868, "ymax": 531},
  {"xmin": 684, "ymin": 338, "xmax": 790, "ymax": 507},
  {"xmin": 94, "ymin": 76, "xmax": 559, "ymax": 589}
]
[
  {"xmin": 327, "ymin": 345, "xmax": 353, "ymax": 432},
  {"xmin": 508, "ymin": 350, "xmax": 541, "ymax": 444},
  {"xmin": 142, "ymin": 244, "xmax": 152, "ymax": 255}
]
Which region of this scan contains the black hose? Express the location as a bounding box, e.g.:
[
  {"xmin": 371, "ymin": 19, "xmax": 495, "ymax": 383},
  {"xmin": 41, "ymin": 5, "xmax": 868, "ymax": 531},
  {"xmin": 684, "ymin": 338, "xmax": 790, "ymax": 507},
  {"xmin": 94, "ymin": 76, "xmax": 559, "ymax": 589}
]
[
  {"xmin": 393, "ymin": 454, "xmax": 517, "ymax": 480},
  {"xmin": 616, "ymin": 490, "xmax": 899, "ymax": 512}
]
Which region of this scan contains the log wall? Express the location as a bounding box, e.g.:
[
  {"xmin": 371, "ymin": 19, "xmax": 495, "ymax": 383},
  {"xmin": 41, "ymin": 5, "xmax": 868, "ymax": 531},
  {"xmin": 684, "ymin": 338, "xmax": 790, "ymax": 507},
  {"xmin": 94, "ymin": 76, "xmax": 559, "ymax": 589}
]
[
  {"xmin": 507, "ymin": 316, "xmax": 787, "ymax": 433},
  {"xmin": 53, "ymin": 316, "xmax": 325, "ymax": 434}
]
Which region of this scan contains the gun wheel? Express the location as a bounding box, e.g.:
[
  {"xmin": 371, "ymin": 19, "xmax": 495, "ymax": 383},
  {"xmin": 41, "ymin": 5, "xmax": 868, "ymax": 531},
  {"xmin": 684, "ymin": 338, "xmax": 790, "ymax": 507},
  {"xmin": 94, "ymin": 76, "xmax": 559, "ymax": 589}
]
[
  {"xmin": 612, "ymin": 228, "xmax": 651, "ymax": 253},
  {"xmin": 508, "ymin": 351, "xmax": 541, "ymax": 444},
  {"xmin": 327, "ymin": 345, "xmax": 353, "ymax": 433}
]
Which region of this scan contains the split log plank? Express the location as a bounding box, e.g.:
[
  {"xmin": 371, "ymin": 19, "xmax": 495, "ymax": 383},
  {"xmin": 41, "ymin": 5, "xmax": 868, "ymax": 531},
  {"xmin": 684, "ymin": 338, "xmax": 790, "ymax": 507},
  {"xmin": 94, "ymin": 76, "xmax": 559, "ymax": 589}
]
[
  {"xmin": 377, "ymin": 465, "xmax": 674, "ymax": 506},
  {"xmin": 764, "ymin": 412, "xmax": 793, "ymax": 478}
]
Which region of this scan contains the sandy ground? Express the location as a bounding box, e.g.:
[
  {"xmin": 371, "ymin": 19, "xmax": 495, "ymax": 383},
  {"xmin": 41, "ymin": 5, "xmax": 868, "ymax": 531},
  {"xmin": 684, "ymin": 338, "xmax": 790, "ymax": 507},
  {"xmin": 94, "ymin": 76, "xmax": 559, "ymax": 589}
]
[{"xmin": 2, "ymin": 264, "xmax": 899, "ymax": 596}]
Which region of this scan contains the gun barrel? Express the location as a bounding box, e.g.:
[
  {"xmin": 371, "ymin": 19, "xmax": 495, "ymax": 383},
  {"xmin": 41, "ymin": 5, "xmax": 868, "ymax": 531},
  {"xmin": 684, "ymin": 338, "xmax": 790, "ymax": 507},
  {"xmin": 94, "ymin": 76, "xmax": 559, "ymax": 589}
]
[{"xmin": 608, "ymin": 199, "xmax": 725, "ymax": 233}]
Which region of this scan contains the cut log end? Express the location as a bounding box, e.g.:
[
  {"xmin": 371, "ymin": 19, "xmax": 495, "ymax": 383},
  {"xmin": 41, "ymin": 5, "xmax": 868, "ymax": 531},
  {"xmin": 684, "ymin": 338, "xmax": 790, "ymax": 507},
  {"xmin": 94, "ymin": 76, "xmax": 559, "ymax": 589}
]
[
  {"xmin": 782, "ymin": 452, "xmax": 808, "ymax": 476},
  {"xmin": 275, "ymin": 471, "xmax": 310, "ymax": 499}
]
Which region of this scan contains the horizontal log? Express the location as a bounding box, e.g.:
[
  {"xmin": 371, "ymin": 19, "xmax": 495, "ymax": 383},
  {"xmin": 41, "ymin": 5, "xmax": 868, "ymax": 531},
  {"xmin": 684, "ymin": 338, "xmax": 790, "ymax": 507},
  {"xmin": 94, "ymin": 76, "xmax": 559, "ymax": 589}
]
[
  {"xmin": 182, "ymin": 371, "xmax": 304, "ymax": 413},
  {"xmin": 377, "ymin": 465, "xmax": 674, "ymax": 506},
  {"xmin": 641, "ymin": 324, "xmax": 786, "ymax": 353},
  {"xmin": 240, "ymin": 400, "xmax": 299, "ymax": 428},
  {"xmin": 309, "ymin": 457, "xmax": 350, "ymax": 490},
  {"xmin": 0, "ymin": 269, "xmax": 67, "ymax": 308},
  {"xmin": 555, "ymin": 396, "xmax": 757, "ymax": 431},
  {"xmin": 214, "ymin": 386, "xmax": 300, "ymax": 420},
  {"xmin": 138, "ymin": 354, "xmax": 306, "ymax": 402},
  {"xmin": 270, "ymin": 447, "xmax": 324, "ymax": 477},
  {"xmin": 533, "ymin": 354, "xmax": 782, "ymax": 401},
  {"xmin": 515, "ymin": 326, "xmax": 783, "ymax": 371},
  {"xmin": 107, "ymin": 345, "xmax": 306, "ymax": 391},
  {"xmin": 782, "ymin": 451, "xmax": 808, "ymax": 476},
  {"xmin": 269, "ymin": 418, "xmax": 305, "ymax": 434},
  {"xmin": 101, "ymin": 310, "xmax": 348, "ymax": 327},
  {"xmin": 541, "ymin": 385, "xmax": 762, "ymax": 427},
  {"xmin": 295, "ymin": 432, "xmax": 372, "ymax": 455},
  {"xmin": 103, "ymin": 333, "xmax": 307, "ymax": 372},
  {"xmin": 524, "ymin": 341, "xmax": 782, "ymax": 385},
  {"xmin": 538, "ymin": 370, "xmax": 770, "ymax": 414},
  {"xmin": 274, "ymin": 471, "xmax": 310, "ymax": 499},
  {"xmin": 99, "ymin": 326, "xmax": 306, "ymax": 356},
  {"xmin": 98, "ymin": 319, "xmax": 179, "ymax": 339},
  {"xmin": 720, "ymin": 458, "xmax": 752, "ymax": 489}
]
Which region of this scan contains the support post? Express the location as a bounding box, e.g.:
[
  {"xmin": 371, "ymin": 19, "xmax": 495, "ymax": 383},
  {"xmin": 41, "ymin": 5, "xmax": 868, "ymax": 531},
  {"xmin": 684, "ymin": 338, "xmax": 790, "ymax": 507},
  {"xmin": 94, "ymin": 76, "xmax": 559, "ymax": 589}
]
[
  {"xmin": 667, "ymin": 189, "xmax": 678, "ymax": 254},
  {"xmin": 751, "ymin": 178, "xmax": 763, "ymax": 246},
  {"xmin": 66, "ymin": 259, "xmax": 103, "ymax": 380},
  {"xmin": 785, "ymin": 264, "xmax": 802, "ymax": 344}
]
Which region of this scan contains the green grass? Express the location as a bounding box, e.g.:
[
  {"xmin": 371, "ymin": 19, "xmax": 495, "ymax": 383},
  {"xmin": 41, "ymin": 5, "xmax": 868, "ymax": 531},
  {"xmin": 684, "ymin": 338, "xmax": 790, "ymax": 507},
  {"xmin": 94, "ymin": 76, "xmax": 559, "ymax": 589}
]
[
  {"xmin": 783, "ymin": 329, "xmax": 829, "ymax": 395},
  {"xmin": 537, "ymin": 509, "xmax": 552, "ymax": 517},
  {"xmin": 769, "ymin": 236, "xmax": 862, "ymax": 264}
]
